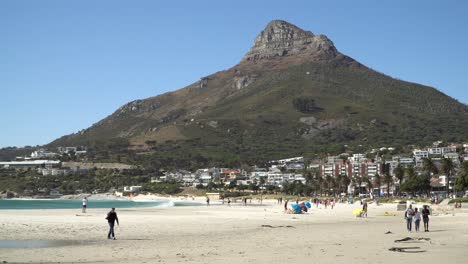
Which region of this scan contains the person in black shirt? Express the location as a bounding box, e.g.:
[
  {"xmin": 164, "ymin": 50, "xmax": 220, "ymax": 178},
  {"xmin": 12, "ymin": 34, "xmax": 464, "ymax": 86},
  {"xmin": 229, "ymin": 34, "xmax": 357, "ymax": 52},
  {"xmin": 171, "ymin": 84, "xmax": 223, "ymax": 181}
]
[
  {"xmin": 422, "ymin": 205, "xmax": 430, "ymax": 232},
  {"xmin": 106, "ymin": 208, "xmax": 119, "ymax": 240}
]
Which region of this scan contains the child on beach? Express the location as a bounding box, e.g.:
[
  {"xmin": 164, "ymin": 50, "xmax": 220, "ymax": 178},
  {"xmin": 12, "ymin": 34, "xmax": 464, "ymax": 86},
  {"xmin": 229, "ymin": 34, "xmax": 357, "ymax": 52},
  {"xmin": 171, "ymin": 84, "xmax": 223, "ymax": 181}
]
[
  {"xmin": 82, "ymin": 197, "xmax": 88, "ymax": 213},
  {"xmin": 413, "ymin": 208, "xmax": 421, "ymax": 232},
  {"xmin": 362, "ymin": 201, "xmax": 368, "ymax": 217}
]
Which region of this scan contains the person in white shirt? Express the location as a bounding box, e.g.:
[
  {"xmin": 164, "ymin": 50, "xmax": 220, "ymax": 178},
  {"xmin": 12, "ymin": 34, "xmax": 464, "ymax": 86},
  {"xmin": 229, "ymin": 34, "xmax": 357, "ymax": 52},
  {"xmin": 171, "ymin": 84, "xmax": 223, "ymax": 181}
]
[
  {"xmin": 413, "ymin": 208, "xmax": 421, "ymax": 232},
  {"xmin": 82, "ymin": 197, "xmax": 88, "ymax": 213},
  {"xmin": 405, "ymin": 205, "xmax": 414, "ymax": 232}
]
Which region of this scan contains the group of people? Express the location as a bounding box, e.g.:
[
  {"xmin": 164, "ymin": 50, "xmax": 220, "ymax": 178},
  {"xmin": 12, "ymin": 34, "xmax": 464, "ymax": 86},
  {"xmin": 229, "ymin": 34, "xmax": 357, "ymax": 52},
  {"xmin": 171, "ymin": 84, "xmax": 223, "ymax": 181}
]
[
  {"xmin": 87, "ymin": 196, "xmax": 437, "ymax": 240},
  {"xmin": 405, "ymin": 205, "xmax": 430, "ymax": 232},
  {"xmin": 312, "ymin": 198, "xmax": 336, "ymax": 209},
  {"xmin": 276, "ymin": 197, "xmax": 283, "ymax": 204}
]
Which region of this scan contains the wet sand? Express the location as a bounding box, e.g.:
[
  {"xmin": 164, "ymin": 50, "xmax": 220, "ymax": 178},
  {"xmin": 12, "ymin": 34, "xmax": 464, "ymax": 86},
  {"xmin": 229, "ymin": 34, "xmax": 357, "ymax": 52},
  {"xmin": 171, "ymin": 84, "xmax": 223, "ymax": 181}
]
[{"xmin": 0, "ymin": 201, "xmax": 467, "ymax": 263}]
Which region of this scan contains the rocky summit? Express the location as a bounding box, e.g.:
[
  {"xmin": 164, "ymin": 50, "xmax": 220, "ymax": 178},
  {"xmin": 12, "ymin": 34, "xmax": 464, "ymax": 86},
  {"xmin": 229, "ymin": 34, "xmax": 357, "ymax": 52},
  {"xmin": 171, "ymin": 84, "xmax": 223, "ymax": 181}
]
[
  {"xmin": 49, "ymin": 20, "xmax": 468, "ymax": 167},
  {"xmin": 242, "ymin": 20, "xmax": 338, "ymax": 62}
]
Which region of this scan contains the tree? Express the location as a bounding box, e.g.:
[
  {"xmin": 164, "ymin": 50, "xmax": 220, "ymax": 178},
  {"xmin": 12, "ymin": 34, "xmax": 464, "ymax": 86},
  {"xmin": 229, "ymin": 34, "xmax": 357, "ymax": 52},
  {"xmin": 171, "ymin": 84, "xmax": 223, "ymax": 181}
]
[
  {"xmin": 341, "ymin": 175, "xmax": 351, "ymax": 195},
  {"xmin": 354, "ymin": 175, "xmax": 363, "ymax": 195},
  {"xmin": 384, "ymin": 173, "xmax": 393, "ymax": 197},
  {"xmin": 454, "ymin": 161, "xmax": 468, "ymax": 192},
  {"xmin": 394, "ymin": 165, "xmax": 404, "ymax": 195},
  {"xmin": 315, "ymin": 172, "xmax": 323, "ymax": 196},
  {"xmin": 227, "ymin": 180, "xmax": 237, "ymax": 190},
  {"xmin": 363, "ymin": 176, "xmax": 373, "ymax": 194},
  {"xmin": 336, "ymin": 174, "xmax": 343, "ymax": 194},
  {"xmin": 422, "ymin": 157, "xmax": 438, "ymax": 176},
  {"xmin": 325, "ymin": 175, "xmax": 333, "ymax": 195},
  {"xmin": 259, "ymin": 177, "xmax": 266, "ymax": 189},
  {"xmin": 442, "ymin": 158, "xmax": 455, "ymax": 197},
  {"xmin": 374, "ymin": 173, "xmax": 381, "ymax": 196},
  {"xmin": 405, "ymin": 167, "xmax": 416, "ymax": 179},
  {"xmin": 206, "ymin": 181, "xmax": 217, "ymax": 191},
  {"xmin": 401, "ymin": 174, "xmax": 430, "ymax": 196}
]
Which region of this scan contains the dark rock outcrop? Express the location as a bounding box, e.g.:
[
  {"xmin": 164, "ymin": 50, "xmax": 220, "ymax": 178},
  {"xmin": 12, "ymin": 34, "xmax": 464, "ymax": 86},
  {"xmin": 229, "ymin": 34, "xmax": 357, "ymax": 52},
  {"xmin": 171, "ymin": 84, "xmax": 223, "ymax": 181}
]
[{"xmin": 242, "ymin": 20, "xmax": 337, "ymax": 62}]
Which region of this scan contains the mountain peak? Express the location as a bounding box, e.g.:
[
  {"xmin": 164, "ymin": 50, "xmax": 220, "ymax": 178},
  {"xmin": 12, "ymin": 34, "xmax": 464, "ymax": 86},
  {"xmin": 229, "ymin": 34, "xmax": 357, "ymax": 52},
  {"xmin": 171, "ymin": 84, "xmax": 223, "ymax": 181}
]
[{"xmin": 242, "ymin": 20, "xmax": 338, "ymax": 62}]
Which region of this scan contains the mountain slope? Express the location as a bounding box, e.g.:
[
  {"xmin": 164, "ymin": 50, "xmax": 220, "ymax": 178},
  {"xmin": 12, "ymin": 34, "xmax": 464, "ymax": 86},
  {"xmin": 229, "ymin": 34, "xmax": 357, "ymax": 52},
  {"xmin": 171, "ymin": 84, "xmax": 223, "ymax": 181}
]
[{"xmin": 50, "ymin": 20, "xmax": 468, "ymax": 167}]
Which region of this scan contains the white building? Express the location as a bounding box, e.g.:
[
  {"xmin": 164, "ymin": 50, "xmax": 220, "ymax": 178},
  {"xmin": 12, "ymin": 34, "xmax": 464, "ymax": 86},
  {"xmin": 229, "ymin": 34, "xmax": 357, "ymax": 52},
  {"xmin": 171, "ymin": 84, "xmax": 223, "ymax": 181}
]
[
  {"xmin": 413, "ymin": 149, "xmax": 429, "ymax": 160},
  {"xmin": 277, "ymin": 156, "xmax": 304, "ymax": 165},
  {"xmin": 321, "ymin": 164, "xmax": 335, "ymax": 177},
  {"xmin": 428, "ymin": 147, "xmax": 443, "ymax": 155},
  {"xmin": 444, "ymin": 153, "xmax": 460, "ymax": 164},
  {"xmin": 0, "ymin": 160, "xmax": 60, "ymax": 169},
  {"xmin": 123, "ymin": 186, "xmax": 142, "ymax": 193},
  {"xmin": 393, "ymin": 156, "xmax": 414, "ymax": 168},
  {"xmin": 349, "ymin": 153, "xmax": 366, "ymax": 163},
  {"xmin": 31, "ymin": 149, "xmax": 58, "ymax": 159},
  {"xmin": 327, "ymin": 156, "xmax": 341, "ymax": 164}
]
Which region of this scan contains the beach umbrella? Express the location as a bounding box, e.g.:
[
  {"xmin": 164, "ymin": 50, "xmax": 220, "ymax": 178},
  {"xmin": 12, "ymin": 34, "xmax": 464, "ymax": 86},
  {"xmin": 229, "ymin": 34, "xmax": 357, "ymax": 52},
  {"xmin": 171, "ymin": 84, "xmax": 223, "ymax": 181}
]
[
  {"xmin": 304, "ymin": 201, "xmax": 312, "ymax": 208},
  {"xmin": 290, "ymin": 203, "xmax": 302, "ymax": 213}
]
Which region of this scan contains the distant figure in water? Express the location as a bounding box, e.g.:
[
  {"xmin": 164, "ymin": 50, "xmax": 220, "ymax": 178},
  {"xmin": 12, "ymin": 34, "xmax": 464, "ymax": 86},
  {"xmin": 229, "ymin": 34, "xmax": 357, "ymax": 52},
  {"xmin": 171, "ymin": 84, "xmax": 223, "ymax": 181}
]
[
  {"xmin": 227, "ymin": 198, "xmax": 231, "ymax": 207},
  {"xmin": 206, "ymin": 197, "xmax": 210, "ymax": 206},
  {"xmin": 105, "ymin": 208, "xmax": 119, "ymax": 240},
  {"xmin": 82, "ymin": 197, "xmax": 88, "ymax": 213}
]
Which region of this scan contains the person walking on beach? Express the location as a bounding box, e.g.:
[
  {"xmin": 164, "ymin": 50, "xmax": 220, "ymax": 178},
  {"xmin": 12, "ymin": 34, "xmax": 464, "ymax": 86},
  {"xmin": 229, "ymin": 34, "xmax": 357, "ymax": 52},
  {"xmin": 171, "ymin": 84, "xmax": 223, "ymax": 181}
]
[
  {"xmin": 413, "ymin": 208, "xmax": 421, "ymax": 232},
  {"xmin": 105, "ymin": 208, "xmax": 119, "ymax": 240},
  {"xmin": 362, "ymin": 200, "xmax": 368, "ymax": 217},
  {"xmin": 82, "ymin": 197, "xmax": 88, "ymax": 213},
  {"xmin": 227, "ymin": 198, "xmax": 231, "ymax": 207},
  {"xmin": 405, "ymin": 205, "xmax": 414, "ymax": 232},
  {"xmin": 284, "ymin": 200, "xmax": 289, "ymax": 212},
  {"xmin": 206, "ymin": 197, "xmax": 210, "ymax": 206},
  {"xmin": 422, "ymin": 205, "xmax": 430, "ymax": 232}
]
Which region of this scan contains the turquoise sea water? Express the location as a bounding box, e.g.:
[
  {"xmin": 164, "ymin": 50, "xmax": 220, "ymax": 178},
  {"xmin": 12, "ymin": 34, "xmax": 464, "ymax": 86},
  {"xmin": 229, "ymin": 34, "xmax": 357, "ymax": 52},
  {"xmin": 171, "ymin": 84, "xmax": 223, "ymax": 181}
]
[{"xmin": 0, "ymin": 199, "xmax": 202, "ymax": 210}]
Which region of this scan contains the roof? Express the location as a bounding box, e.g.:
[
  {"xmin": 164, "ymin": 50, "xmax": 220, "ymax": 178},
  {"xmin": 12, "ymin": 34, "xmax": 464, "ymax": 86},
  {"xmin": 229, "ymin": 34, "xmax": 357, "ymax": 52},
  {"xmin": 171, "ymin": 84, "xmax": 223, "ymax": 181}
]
[{"xmin": 0, "ymin": 160, "xmax": 60, "ymax": 165}]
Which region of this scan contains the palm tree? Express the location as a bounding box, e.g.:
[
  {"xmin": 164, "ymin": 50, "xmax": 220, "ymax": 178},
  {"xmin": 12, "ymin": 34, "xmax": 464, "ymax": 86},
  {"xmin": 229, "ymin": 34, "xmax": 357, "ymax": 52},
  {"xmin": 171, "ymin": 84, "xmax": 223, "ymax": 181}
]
[
  {"xmin": 354, "ymin": 175, "xmax": 363, "ymax": 195},
  {"xmin": 442, "ymin": 158, "xmax": 455, "ymax": 197},
  {"xmin": 341, "ymin": 175, "xmax": 351, "ymax": 195},
  {"xmin": 384, "ymin": 173, "xmax": 393, "ymax": 197},
  {"xmin": 423, "ymin": 157, "xmax": 438, "ymax": 176},
  {"xmin": 374, "ymin": 173, "xmax": 382, "ymax": 197},
  {"xmin": 362, "ymin": 176, "xmax": 372, "ymax": 194},
  {"xmin": 394, "ymin": 165, "xmax": 404, "ymax": 196},
  {"xmin": 336, "ymin": 174, "xmax": 343, "ymax": 194},
  {"xmin": 405, "ymin": 166, "xmax": 416, "ymax": 179},
  {"xmin": 315, "ymin": 171, "xmax": 323, "ymax": 196},
  {"xmin": 325, "ymin": 175, "xmax": 333, "ymax": 196},
  {"xmin": 455, "ymin": 161, "xmax": 468, "ymax": 192}
]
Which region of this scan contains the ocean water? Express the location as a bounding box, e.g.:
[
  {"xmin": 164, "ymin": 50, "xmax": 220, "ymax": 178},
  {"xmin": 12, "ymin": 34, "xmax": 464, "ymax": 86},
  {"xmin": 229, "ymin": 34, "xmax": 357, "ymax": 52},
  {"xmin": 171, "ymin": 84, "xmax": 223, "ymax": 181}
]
[{"xmin": 0, "ymin": 199, "xmax": 203, "ymax": 210}]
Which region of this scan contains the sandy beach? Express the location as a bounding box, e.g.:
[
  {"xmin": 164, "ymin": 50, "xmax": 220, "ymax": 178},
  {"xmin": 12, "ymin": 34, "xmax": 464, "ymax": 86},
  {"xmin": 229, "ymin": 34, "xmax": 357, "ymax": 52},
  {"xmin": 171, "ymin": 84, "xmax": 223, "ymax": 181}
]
[{"xmin": 1, "ymin": 201, "xmax": 468, "ymax": 264}]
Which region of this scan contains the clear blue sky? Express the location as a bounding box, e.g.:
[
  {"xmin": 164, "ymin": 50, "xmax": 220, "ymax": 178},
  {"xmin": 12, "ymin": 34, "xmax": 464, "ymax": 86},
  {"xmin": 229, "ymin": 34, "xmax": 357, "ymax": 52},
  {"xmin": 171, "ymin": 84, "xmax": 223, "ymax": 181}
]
[{"xmin": 1, "ymin": 0, "xmax": 467, "ymax": 148}]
